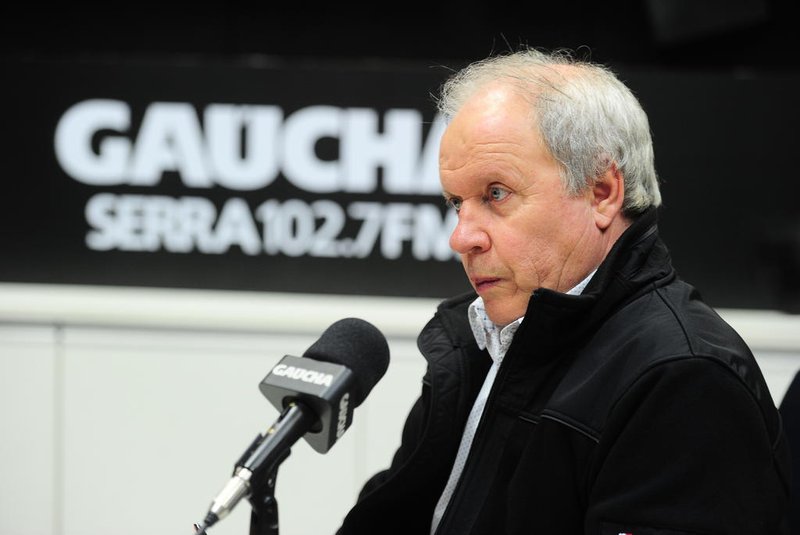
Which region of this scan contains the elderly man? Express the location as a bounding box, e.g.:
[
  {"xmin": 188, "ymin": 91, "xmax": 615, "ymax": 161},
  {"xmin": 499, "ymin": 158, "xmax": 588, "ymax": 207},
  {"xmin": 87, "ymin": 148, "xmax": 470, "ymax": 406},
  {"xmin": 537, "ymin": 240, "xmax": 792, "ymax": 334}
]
[{"xmin": 337, "ymin": 48, "xmax": 790, "ymax": 535}]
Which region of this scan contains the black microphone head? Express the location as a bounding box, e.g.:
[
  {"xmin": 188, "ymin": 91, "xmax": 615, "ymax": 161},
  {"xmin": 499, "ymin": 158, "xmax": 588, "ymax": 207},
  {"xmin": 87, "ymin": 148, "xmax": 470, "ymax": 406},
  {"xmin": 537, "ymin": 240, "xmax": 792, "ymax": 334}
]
[{"xmin": 302, "ymin": 317, "xmax": 390, "ymax": 407}]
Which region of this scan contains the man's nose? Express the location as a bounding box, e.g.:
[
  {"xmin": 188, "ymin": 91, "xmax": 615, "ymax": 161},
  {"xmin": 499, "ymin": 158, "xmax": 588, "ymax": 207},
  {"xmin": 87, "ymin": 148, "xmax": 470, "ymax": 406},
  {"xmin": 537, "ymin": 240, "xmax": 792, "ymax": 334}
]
[{"xmin": 449, "ymin": 204, "xmax": 490, "ymax": 255}]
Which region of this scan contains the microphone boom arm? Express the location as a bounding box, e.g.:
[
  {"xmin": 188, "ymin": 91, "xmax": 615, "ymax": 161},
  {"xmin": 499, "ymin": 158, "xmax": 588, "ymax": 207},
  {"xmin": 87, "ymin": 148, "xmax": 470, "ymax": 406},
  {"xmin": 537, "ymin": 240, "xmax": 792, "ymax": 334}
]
[{"xmin": 201, "ymin": 401, "xmax": 316, "ymax": 534}]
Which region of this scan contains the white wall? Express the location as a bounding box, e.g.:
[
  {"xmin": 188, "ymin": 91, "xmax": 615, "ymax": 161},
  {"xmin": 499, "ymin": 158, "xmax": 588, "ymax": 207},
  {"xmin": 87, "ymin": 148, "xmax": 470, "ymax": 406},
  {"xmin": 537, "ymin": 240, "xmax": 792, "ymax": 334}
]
[{"xmin": 1, "ymin": 282, "xmax": 799, "ymax": 535}]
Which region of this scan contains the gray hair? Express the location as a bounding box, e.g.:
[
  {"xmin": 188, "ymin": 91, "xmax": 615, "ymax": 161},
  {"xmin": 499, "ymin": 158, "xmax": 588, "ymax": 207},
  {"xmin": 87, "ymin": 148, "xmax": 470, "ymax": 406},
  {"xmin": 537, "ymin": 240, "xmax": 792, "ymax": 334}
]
[{"xmin": 435, "ymin": 48, "xmax": 661, "ymax": 216}]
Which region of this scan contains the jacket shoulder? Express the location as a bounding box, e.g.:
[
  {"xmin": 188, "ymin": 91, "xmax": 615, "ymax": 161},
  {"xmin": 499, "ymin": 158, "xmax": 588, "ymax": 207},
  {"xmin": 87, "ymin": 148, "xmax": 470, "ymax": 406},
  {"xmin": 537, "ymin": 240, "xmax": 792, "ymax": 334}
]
[
  {"xmin": 546, "ymin": 279, "xmax": 776, "ymax": 440},
  {"xmin": 416, "ymin": 291, "xmax": 477, "ymax": 355}
]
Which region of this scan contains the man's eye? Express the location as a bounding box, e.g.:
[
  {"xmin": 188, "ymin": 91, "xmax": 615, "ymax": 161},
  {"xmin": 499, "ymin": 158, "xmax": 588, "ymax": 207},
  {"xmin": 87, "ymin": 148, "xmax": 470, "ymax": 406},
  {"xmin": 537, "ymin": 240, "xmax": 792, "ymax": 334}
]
[
  {"xmin": 488, "ymin": 186, "xmax": 510, "ymax": 202},
  {"xmin": 445, "ymin": 197, "xmax": 462, "ymax": 212}
]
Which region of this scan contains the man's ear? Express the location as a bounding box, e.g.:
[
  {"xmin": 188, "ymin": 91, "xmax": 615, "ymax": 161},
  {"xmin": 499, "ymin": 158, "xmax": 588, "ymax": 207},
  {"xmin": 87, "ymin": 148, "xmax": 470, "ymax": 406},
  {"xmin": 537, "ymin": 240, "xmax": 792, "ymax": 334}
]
[{"xmin": 592, "ymin": 163, "xmax": 625, "ymax": 231}]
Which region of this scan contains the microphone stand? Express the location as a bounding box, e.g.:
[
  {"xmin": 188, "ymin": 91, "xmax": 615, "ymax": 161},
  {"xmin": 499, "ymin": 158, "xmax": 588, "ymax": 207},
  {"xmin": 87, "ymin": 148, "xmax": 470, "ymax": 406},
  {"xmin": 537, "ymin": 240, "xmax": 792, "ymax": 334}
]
[
  {"xmin": 247, "ymin": 460, "xmax": 284, "ymax": 535},
  {"xmin": 197, "ymin": 402, "xmax": 320, "ymax": 535},
  {"xmin": 241, "ymin": 403, "xmax": 307, "ymax": 535},
  {"xmin": 237, "ymin": 417, "xmax": 295, "ymax": 535}
]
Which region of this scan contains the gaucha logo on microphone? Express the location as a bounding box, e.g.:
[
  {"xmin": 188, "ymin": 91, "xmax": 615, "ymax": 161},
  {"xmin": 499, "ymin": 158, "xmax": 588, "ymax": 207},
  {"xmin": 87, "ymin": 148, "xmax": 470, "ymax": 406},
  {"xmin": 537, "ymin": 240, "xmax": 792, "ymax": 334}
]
[
  {"xmin": 271, "ymin": 363, "xmax": 334, "ymax": 387},
  {"xmin": 336, "ymin": 393, "xmax": 350, "ymax": 440}
]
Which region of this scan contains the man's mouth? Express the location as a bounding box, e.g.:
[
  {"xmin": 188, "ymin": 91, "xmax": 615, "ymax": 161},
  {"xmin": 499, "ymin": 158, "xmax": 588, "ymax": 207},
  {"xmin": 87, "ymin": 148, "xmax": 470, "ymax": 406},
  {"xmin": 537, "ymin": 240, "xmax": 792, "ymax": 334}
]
[{"xmin": 472, "ymin": 277, "xmax": 501, "ymax": 292}]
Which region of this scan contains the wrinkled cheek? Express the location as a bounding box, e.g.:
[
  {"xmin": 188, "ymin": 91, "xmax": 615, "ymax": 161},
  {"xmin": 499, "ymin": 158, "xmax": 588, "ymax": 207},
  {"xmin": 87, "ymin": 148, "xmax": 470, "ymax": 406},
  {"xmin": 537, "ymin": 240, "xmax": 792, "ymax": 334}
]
[{"xmin": 512, "ymin": 249, "xmax": 545, "ymax": 293}]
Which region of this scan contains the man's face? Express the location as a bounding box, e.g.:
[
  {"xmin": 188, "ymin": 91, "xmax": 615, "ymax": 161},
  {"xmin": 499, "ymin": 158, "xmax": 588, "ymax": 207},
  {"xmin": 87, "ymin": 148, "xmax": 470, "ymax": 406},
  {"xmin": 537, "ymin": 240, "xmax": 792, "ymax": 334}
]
[{"xmin": 439, "ymin": 83, "xmax": 599, "ymax": 326}]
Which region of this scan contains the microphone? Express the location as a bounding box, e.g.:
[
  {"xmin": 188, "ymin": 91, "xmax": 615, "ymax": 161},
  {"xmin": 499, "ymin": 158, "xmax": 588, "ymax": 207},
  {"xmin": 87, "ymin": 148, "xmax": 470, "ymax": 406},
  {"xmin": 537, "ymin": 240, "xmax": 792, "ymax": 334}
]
[{"xmin": 197, "ymin": 317, "xmax": 390, "ymax": 532}]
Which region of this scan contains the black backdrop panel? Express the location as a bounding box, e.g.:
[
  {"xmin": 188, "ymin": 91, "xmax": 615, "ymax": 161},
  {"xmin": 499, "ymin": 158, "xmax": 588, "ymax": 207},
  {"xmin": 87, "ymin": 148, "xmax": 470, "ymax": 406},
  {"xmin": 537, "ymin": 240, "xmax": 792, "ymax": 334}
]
[
  {"xmin": 2, "ymin": 57, "xmax": 799, "ymax": 310},
  {"xmin": 1, "ymin": 57, "xmax": 470, "ymax": 299}
]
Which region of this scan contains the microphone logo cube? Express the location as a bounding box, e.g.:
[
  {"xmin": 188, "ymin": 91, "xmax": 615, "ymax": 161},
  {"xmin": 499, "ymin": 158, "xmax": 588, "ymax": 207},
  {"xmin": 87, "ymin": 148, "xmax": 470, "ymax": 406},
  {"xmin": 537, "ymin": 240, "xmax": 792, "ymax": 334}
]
[{"xmin": 259, "ymin": 355, "xmax": 355, "ymax": 453}]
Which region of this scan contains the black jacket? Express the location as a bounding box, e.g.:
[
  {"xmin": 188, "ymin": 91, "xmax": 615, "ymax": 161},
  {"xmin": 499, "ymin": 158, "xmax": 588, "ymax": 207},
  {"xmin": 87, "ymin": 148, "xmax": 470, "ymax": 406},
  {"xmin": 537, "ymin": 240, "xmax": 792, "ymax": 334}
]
[{"xmin": 337, "ymin": 209, "xmax": 790, "ymax": 534}]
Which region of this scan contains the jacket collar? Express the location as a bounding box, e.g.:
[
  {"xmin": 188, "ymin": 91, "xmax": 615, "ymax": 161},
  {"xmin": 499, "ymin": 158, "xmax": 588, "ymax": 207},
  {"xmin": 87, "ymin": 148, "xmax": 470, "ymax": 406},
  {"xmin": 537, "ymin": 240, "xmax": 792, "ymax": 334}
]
[
  {"xmin": 494, "ymin": 207, "xmax": 676, "ymax": 410},
  {"xmin": 523, "ymin": 206, "xmax": 670, "ymax": 336}
]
